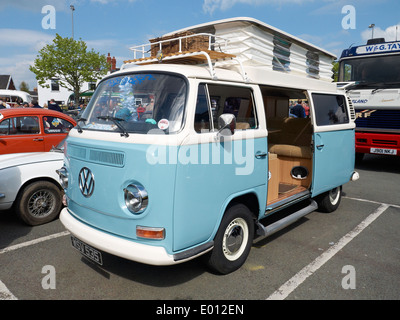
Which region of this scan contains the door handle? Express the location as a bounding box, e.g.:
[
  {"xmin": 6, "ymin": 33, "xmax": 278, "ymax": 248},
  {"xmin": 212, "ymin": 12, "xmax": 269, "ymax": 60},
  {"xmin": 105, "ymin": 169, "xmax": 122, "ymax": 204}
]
[
  {"xmin": 33, "ymin": 138, "xmax": 44, "ymax": 141},
  {"xmin": 316, "ymin": 144, "xmax": 324, "ymax": 150},
  {"xmin": 255, "ymin": 152, "xmax": 268, "ymax": 159}
]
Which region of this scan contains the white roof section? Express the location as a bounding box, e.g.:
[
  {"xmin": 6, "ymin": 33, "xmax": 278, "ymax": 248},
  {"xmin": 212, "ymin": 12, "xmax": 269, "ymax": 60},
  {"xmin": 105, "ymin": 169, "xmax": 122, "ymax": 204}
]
[
  {"xmin": 164, "ymin": 17, "xmax": 336, "ymax": 59},
  {"xmin": 123, "ymin": 17, "xmax": 337, "ymax": 84}
]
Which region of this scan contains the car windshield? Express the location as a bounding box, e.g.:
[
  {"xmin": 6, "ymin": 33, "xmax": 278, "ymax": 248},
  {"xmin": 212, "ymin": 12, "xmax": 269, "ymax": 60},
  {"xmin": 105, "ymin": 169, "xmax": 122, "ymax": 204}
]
[
  {"xmin": 339, "ymin": 54, "xmax": 400, "ymax": 86},
  {"xmin": 79, "ymin": 73, "xmax": 187, "ymax": 134}
]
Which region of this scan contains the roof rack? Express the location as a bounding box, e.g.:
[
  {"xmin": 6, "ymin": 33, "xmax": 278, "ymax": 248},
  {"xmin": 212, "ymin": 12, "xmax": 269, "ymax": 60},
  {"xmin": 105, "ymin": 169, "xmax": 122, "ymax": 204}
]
[
  {"xmin": 123, "ymin": 33, "xmax": 246, "ymax": 80},
  {"xmin": 128, "ymin": 33, "xmax": 230, "ymax": 60}
]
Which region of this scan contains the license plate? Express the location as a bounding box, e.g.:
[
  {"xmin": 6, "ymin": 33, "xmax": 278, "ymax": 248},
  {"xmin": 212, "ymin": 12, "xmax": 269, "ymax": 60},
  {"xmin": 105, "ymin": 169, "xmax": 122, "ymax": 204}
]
[
  {"xmin": 370, "ymin": 148, "xmax": 397, "ymax": 155},
  {"xmin": 71, "ymin": 236, "xmax": 103, "ymax": 265}
]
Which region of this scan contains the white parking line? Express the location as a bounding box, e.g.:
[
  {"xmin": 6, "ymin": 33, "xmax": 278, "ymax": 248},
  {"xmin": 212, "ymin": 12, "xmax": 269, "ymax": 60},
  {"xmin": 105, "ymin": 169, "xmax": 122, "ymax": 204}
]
[
  {"xmin": 0, "ymin": 230, "xmax": 70, "ymax": 300},
  {"xmin": 0, "ymin": 280, "xmax": 18, "ymax": 300},
  {"xmin": 266, "ymin": 203, "xmax": 390, "ymax": 300},
  {"xmin": 0, "ymin": 231, "xmax": 70, "ymax": 255}
]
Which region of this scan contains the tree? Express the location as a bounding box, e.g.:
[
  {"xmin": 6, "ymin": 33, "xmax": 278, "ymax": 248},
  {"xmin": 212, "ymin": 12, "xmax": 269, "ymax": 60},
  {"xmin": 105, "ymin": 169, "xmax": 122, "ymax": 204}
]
[
  {"xmin": 30, "ymin": 34, "xmax": 109, "ymax": 106},
  {"xmin": 19, "ymin": 81, "xmax": 30, "ymax": 93},
  {"xmin": 332, "ymin": 61, "xmax": 339, "ymax": 82}
]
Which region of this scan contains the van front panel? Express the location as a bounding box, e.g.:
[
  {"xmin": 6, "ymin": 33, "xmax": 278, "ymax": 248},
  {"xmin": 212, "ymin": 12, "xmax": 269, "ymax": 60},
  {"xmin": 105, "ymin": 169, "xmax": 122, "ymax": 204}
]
[{"xmin": 65, "ymin": 136, "xmax": 177, "ymax": 251}]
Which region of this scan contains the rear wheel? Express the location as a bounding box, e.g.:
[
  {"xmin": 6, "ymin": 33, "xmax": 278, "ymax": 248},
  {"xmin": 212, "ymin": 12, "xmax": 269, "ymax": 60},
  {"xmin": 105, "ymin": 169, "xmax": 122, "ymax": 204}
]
[
  {"xmin": 15, "ymin": 181, "xmax": 63, "ymax": 226},
  {"xmin": 316, "ymin": 186, "xmax": 342, "ymax": 213},
  {"xmin": 206, "ymin": 203, "xmax": 254, "ymax": 274}
]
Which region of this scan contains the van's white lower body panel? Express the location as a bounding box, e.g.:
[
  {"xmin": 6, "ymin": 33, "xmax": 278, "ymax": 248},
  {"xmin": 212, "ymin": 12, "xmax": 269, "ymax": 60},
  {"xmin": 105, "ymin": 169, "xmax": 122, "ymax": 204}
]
[{"xmin": 60, "ymin": 208, "xmax": 176, "ymax": 266}]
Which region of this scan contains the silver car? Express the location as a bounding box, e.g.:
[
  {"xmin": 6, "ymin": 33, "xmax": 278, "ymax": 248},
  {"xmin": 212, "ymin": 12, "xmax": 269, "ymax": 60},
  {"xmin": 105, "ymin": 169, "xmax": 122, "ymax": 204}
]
[{"xmin": 0, "ymin": 141, "xmax": 64, "ymax": 225}]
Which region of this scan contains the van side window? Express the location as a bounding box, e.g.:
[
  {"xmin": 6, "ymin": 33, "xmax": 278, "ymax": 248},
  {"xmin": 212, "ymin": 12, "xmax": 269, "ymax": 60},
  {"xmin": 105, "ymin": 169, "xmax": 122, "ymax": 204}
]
[
  {"xmin": 194, "ymin": 83, "xmax": 257, "ymax": 133},
  {"xmin": 312, "ymin": 93, "xmax": 349, "ymax": 126},
  {"xmin": 194, "ymin": 84, "xmax": 211, "ymax": 133}
]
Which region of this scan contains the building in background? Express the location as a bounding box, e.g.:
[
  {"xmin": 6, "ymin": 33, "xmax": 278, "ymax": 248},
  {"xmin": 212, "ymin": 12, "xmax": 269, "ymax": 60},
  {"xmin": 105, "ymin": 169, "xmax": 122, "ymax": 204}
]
[{"xmin": 0, "ymin": 75, "xmax": 16, "ymax": 90}]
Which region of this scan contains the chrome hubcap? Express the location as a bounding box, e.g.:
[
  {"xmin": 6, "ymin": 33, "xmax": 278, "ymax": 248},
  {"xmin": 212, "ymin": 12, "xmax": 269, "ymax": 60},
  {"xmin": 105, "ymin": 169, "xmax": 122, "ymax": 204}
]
[{"xmin": 222, "ymin": 218, "xmax": 248, "ymax": 261}]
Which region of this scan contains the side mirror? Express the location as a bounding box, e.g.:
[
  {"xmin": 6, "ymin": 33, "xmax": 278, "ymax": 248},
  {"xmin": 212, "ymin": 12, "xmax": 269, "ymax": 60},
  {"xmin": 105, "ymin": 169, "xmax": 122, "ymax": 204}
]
[{"xmin": 218, "ymin": 113, "xmax": 236, "ymax": 136}]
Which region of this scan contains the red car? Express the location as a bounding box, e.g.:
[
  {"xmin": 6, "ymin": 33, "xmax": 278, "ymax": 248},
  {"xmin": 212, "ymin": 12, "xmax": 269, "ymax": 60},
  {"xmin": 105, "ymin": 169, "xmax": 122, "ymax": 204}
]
[{"xmin": 0, "ymin": 108, "xmax": 77, "ymax": 155}]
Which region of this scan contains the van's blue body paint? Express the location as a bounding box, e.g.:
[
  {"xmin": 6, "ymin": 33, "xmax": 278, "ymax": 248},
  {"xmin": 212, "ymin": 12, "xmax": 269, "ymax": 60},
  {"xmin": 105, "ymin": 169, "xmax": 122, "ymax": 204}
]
[
  {"xmin": 312, "ymin": 129, "xmax": 355, "ymax": 196},
  {"xmin": 65, "ymin": 135, "xmax": 268, "ymax": 255}
]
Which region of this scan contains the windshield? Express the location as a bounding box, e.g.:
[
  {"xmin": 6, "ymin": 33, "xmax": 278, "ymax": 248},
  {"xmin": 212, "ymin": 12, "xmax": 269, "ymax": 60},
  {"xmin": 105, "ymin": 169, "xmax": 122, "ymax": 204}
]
[
  {"xmin": 339, "ymin": 54, "xmax": 400, "ymax": 86},
  {"xmin": 80, "ymin": 73, "xmax": 187, "ymax": 134}
]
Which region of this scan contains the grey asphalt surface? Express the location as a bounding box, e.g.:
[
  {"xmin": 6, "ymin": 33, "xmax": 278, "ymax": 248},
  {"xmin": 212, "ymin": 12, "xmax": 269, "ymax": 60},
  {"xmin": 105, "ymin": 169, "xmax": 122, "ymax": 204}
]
[{"xmin": 0, "ymin": 153, "xmax": 399, "ymax": 302}]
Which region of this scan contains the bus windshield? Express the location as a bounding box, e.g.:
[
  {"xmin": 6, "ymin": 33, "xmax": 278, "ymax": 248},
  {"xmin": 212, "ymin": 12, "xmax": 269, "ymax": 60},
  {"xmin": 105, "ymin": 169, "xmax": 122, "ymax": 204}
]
[
  {"xmin": 80, "ymin": 73, "xmax": 187, "ymax": 134},
  {"xmin": 339, "ymin": 54, "xmax": 400, "ymax": 86}
]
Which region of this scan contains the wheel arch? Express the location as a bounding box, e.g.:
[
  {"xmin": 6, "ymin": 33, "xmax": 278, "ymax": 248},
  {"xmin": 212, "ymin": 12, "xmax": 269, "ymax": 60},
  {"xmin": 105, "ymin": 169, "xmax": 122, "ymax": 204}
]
[
  {"xmin": 213, "ymin": 190, "xmax": 261, "ymax": 240},
  {"xmin": 12, "ymin": 177, "xmax": 62, "ymax": 208}
]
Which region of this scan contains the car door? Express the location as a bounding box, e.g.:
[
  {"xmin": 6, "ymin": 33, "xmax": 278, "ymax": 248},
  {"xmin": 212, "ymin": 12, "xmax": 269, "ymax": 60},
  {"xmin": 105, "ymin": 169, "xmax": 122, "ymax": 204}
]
[
  {"xmin": 0, "ymin": 115, "xmax": 45, "ymax": 154},
  {"xmin": 308, "ymin": 91, "xmax": 356, "ymax": 197}
]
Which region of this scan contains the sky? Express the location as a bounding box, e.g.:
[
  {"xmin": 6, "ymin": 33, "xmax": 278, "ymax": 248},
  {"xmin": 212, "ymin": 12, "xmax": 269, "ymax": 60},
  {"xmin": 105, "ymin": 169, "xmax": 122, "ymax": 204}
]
[{"xmin": 1, "ymin": 0, "xmax": 400, "ymax": 90}]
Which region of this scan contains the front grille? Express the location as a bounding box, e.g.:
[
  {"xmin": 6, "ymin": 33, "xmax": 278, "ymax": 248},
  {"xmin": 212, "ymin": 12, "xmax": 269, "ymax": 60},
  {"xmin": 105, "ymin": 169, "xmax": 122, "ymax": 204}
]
[
  {"xmin": 372, "ymin": 139, "xmax": 397, "ymax": 146},
  {"xmin": 355, "ymin": 109, "xmax": 400, "ymax": 130},
  {"xmin": 89, "ymin": 149, "xmax": 125, "ymax": 166},
  {"xmin": 68, "ymin": 144, "xmax": 125, "ymax": 167}
]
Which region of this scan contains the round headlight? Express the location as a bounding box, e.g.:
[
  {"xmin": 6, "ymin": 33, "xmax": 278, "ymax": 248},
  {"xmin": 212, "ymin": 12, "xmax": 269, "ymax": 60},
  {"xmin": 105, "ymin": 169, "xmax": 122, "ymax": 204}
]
[
  {"xmin": 124, "ymin": 184, "xmax": 148, "ymax": 214},
  {"xmin": 56, "ymin": 167, "xmax": 69, "ymax": 190}
]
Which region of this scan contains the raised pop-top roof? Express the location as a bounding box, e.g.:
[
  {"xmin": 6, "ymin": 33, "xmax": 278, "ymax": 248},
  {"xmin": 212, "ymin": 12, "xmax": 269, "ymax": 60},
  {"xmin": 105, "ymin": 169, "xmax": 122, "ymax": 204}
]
[{"xmin": 124, "ymin": 17, "xmax": 336, "ymax": 83}]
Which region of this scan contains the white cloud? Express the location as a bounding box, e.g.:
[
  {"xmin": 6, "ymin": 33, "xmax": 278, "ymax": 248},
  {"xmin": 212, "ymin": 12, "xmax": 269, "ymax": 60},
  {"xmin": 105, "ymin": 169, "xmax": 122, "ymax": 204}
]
[
  {"xmin": 0, "ymin": 54, "xmax": 37, "ymax": 90},
  {"xmin": 0, "ymin": 0, "xmax": 67, "ymax": 12},
  {"xmin": 202, "ymin": 0, "xmax": 314, "ymax": 14},
  {"xmin": 0, "ymin": 29, "xmax": 54, "ymax": 51},
  {"xmin": 86, "ymin": 39, "xmax": 121, "ymax": 51},
  {"xmin": 361, "ymin": 23, "xmax": 400, "ymax": 42}
]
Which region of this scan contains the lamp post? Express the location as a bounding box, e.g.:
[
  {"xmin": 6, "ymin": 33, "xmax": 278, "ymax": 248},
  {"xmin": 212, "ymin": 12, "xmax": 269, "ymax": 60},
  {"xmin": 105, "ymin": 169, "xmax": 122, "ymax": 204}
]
[
  {"xmin": 70, "ymin": 5, "xmax": 75, "ymax": 39},
  {"xmin": 368, "ymin": 24, "xmax": 375, "ymax": 39}
]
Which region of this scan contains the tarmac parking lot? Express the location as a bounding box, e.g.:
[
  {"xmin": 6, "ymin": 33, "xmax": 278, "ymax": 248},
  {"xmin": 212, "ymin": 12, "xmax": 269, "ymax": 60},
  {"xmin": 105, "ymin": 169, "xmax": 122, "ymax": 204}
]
[{"xmin": 1, "ymin": 154, "xmax": 399, "ymax": 303}]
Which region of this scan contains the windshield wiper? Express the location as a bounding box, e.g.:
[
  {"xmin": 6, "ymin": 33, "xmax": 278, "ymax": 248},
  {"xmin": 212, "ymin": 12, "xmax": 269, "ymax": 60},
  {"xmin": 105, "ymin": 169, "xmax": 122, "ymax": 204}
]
[
  {"xmin": 75, "ymin": 117, "xmax": 87, "ymax": 133},
  {"xmin": 97, "ymin": 116, "xmax": 129, "ymax": 137}
]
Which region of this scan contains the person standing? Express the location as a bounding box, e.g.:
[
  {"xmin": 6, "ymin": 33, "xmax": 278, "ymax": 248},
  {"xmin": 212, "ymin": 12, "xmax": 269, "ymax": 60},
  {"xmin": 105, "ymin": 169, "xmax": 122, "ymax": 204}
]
[
  {"xmin": 302, "ymin": 101, "xmax": 310, "ymax": 118},
  {"xmin": 48, "ymin": 99, "xmax": 63, "ymax": 112},
  {"xmin": 30, "ymin": 100, "xmax": 42, "ymax": 108},
  {"xmin": 291, "ymin": 99, "xmax": 306, "ymax": 118},
  {"xmin": 0, "ymin": 100, "xmax": 11, "ymax": 108}
]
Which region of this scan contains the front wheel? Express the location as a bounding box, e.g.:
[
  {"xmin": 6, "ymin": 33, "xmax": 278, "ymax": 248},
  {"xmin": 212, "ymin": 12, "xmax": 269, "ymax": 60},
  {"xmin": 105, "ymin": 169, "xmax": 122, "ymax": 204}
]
[
  {"xmin": 316, "ymin": 186, "xmax": 342, "ymax": 213},
  {"xmin": 206, "ymin": 203, "xmax": 254, "ymax": 274},
  {"xmin": 15, "ymin": 181, "xmax": 63, "ymax": 226}
]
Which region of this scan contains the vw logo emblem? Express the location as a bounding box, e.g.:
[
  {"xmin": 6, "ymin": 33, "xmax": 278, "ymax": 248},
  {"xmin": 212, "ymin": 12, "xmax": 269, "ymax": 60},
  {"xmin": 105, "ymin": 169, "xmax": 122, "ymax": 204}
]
[{"xmin": 79, "ymin": 167, "xmax": 95, "ymax": 198}]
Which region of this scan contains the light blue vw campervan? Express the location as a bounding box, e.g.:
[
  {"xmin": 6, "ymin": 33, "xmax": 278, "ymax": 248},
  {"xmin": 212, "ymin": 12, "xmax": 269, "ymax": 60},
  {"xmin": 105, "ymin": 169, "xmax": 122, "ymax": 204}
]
[{"xmin": 59, "ymin": 18, "xmax": 358, "ymax": 274}]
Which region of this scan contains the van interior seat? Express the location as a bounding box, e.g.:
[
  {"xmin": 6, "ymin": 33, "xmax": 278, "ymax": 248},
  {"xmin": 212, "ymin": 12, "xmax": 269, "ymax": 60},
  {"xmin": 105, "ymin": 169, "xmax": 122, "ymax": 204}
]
[
  {"xmin": 236, "ymin": 122, "xmax": 250, "ymax": 130},
  {"xmin": 269, "ymin": 144, "xmax": 312, "ymax": 158},
  {"xmin": 267, "ymin": 117, "xmax": 312, "ymax": 159}
]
